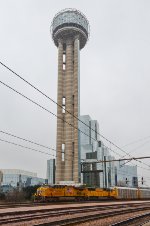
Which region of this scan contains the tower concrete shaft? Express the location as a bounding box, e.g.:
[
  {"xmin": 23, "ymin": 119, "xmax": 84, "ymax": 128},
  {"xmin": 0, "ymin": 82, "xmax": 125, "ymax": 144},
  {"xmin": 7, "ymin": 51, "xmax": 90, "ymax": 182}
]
[
  {"xmin": 56, "ymin": 37, "xmax": 80, "ymax": 183},
  {"xmin": 51, "ymin": 8, "xmax": 89, "ymax": 184}
]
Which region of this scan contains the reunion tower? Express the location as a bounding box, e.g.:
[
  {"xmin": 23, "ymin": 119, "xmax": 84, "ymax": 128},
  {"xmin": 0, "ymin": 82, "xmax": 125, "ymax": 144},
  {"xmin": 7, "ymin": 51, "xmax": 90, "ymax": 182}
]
[{"xmin": 51, "ymin": 9, "xmax": 89, "ymax": 183}]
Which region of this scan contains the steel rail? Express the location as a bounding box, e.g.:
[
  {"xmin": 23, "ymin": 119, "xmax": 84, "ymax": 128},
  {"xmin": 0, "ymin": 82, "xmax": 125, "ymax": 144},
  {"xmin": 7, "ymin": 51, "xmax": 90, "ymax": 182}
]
[
  {"xmin": 0, "ymin": 202, "xmax": 149, "ymax": 216},
  {"xmin": 0, "ymin": 204, "xmax": 149, "ymax": 225},
  {"xmin": 33, "ymin": 206, "xmax": 150, "ymax": 226},
  {"xmin": 0, "ymin": 201, "xmax": 149, "ymax": 211},
  {"xmin": 0, "ymin": 201, "xmax": 82, "ymax": 209},
  {"xmin": 111, "ymin": 212, "xmax": 150, "ymax": 226},
  {"xmin": 0, "ymin": 204, "xmax": 137, "ymax": 223}
]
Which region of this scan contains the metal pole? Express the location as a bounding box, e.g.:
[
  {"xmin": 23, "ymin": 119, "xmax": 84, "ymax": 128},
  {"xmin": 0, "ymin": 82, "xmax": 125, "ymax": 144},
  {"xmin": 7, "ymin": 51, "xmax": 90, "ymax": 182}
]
[{"xmin": 104, "ymin": 156, "xmax": 107, "ymax": 188}]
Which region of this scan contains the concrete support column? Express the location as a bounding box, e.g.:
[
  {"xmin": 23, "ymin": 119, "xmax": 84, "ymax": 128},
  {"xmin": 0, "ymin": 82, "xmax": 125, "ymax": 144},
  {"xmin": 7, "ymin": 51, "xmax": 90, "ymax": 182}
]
[
  {"xmin": 64, "ymin": 39, "xmax": 74, "ymax": 181},
  {"xmin": 56, "ymin": 40, "xmax": 64, "ymax": 183},
  {"xmin": 73, "ymin": 38, "xmax": 80, "ymax": 183}
]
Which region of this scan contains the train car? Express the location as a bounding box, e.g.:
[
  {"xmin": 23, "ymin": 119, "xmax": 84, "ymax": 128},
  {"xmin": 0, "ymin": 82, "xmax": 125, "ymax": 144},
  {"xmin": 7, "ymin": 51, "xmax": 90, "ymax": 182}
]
[
  {"xmin": 83, "ymin": 187, "xmax": 112, "ymax": 200},
  {"xmin": 138, "ymin": 188, "xmax": 150, "ymax": 199},
  {"xmin": 113, "ymin": 187, "xmax": 138, "ymax": 199},
  {"xmin": 112, "ymin": 187, "xmax": 150, "ymax": 199},
  {"xmin": 34, "ymin": 185, "xmax": 150, "ymax": 202}
]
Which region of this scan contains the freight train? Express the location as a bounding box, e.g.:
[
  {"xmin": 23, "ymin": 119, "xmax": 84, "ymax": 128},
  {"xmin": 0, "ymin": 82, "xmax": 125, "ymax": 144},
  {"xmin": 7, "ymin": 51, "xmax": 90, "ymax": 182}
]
[{"xmin": 34, "ymin": 185, "xmax": 150, "ymax": 201}]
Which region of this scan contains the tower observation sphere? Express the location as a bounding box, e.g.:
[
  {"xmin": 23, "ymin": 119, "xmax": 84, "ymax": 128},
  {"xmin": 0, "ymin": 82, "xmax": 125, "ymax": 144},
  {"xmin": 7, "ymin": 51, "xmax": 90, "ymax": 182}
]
[
  {"xmin": 51, "ymin": 9, "xmax": 90, "ymax": 49},
  {"xmin": 51, "ymin": 9, "xmax": 89, "ymax": 184}
]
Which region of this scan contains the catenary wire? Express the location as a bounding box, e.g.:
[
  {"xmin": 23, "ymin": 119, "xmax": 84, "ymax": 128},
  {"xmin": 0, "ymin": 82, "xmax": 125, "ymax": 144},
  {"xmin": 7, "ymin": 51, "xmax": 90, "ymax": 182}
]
[
  {"xmin": 1, "ymin": 136, "xmax": 150, "ymax": 178},
  {"xmin": 122, "ymin": 135, "xmax": 150, "ymax": 148},
  {"xmin": 0, "ymin": 130, "xmax": 74, "ymax": 159},
  {"xmin": 0, "ymin": 61, "xmax": 144, "ymax": 160},
  {"xmin": 1, "ymin": 60, "xmax": 150, "ymax": 188},
  {"xmin": 0, "ymin": 130, "xmax": 56, "ymax": 152},
  {"xmin": 0, "ymin": 137, "xmax": 78, "ymax": 161},
  {"xmin": 1, "ymin": 61, "xmax": 150, "ymax": 169},
  {"xmin": 1, "ymin": 137, "xmax": 150, "ymax": 185},
  {"xmin": 0, "ymin": 79, "xmax": 150, "ymax": 170},
  {"xmin": 0, "ymin": 138, "xmax": 54, "ymax": 157},
  {"xmin": 121, "ymin": 140, "xmax": 150, "ymax": 168},
  {"xmin": 0, "ymin": 79, "xmax": 120, "ymax": 157},
  {"xmin": 122, "ymin": 140, "xmax": 150, "ymax": 158},
  {"xmin": 1, "ymin": 129, "xmax": 150, "ymax": 176}
]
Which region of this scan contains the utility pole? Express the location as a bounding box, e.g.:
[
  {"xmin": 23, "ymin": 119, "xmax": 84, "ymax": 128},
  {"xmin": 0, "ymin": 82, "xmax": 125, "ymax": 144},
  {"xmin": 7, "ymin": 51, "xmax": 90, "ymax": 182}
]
[{"xmin": 104, "ymin": 156, "xmax": 107, "ymax": 188}]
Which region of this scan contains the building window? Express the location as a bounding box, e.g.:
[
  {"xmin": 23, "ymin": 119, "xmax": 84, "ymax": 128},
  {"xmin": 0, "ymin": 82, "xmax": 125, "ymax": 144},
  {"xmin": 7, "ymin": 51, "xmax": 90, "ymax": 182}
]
[
  {"xmin": 62, "ymin": 144, "xmax": 65, "ymax": 161},
  {"xmin": 63, "ymin": 53, "xmax": 66, "ymax": 62},
  {"xmin": 63, "ymin": 52, "xmax": 66, "ymax": 70},
  {"xmin": 98, "ymin": 141, "xmax": 101, "ymax": 147},
  {"xmin": 63, "ymin": 63, "xmax": 66, "ymax": 70},
  {"xmin": 62, "ymin": 97, "xmax": 66, "ymax": 113},
  {"xmin": 62, "ymin": 97, "xmax": 65, "ymax": 105}
]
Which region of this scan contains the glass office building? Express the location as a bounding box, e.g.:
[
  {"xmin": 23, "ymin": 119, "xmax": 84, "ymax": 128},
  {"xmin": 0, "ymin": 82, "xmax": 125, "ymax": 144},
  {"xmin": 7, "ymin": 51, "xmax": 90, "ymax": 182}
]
[
  {"xmin": 80, "ymin": 115, "xmax": 138, "ymax": 188},
  {"xmin": 46, "ymin": 159, "xmax": 55, "ymax": 185},
  {"xmin": 0, "ymin": 169, "xmax": 45, "ymax": 187}
]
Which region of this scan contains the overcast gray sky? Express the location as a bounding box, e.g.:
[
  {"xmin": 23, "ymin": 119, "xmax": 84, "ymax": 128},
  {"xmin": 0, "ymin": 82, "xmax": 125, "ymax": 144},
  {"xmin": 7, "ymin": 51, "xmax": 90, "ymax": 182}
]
[{"xmin": 0, "ymin": 0, "xmax": 150, "ymax": 185}]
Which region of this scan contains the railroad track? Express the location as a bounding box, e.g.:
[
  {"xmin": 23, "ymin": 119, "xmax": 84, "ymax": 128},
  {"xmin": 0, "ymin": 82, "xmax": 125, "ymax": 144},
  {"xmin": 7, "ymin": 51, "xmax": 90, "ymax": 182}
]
[
  {"xmin": 0, "ymin": 200, "xmax": 149, "ymax": 209},
  {"xmin": 0, "ymin": 201, "xmax": 115, "ymax": 209},
  {"xmin": 33, "ymin": 207, "xmax": 150, "ymax": 226},
  {"xmin": 111, "ymin": 212, "xmax": 150, "ymax": 225},
  {"xmin": 0, "ymin": 201, "xmax": 78, "ymax": 209},
  {"xmin": 0, "ymin": 202, "xmax": 149, "ymax": 225},
  {"xmin": 0, "ymin": 203, "xmax": 49, "ymax": 209},
  {"xmin": 0, "ymin": 200, "xmax": 149, "ymax": 208}
]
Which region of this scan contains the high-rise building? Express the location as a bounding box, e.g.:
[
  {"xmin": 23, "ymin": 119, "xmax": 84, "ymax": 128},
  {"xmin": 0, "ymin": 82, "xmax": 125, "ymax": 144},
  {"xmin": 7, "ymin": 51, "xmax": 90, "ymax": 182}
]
[
  {"xmin": 46, "ymin": 159, "xmax": 55, "ymax": 185},
  {"xmin": 51, "ymin": 9, "xmax": 90, "ymax": 183},
  {"xmin": 80, "ymin": 115, "xmax": 114, "ymax": 188},
  {"xmin": 80, "ymin": 115, "xmax": 138, "ymax": 188}
]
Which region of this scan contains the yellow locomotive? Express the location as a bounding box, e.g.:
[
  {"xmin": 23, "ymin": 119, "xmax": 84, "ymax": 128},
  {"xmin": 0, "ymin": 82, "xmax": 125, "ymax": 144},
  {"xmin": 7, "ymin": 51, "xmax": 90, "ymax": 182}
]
[
  {"xmin": 35, "ymin": 185, "xmax": 115, "ymax": 201},
  {"xmin": 34, "ymin": 185, "xmax": 150, "ymax": 201}
]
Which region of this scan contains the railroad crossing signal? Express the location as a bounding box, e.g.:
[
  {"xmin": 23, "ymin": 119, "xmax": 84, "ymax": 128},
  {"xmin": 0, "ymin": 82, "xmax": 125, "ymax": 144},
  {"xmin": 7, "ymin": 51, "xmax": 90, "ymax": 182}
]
[{"xmin": 141, "ymin": 177, "xmax": 144, "ymax": 185}]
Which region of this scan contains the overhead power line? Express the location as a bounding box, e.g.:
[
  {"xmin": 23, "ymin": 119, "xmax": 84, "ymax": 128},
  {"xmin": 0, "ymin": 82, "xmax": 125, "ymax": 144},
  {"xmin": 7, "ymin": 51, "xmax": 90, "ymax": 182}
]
[
  {"xmin": 0, "ymin": 62, "xmax": 150, "ymax": 169},
  {"xmin": 82, "ymin": 156, "xmax": 150, "ymax": 164},
  {"xmin": 122, "ymin": 140, "xmax": 150, "ymax": 158},
  {"xmin": 0, "ymin": 61, "xmax": 141, "ymax": 159},
  {"xmin": 0, "ymin": 137, "xmax": 76, "ymax": 161},
  {"xmin": 0, "ymin": 78, "xmax": 150, "ymax": 170},
  {"xmin": 122, "ymin": 135, "xmax": 150, "ymax": 148},
  {"xmin": 0, "ymin": 130, "xmax": 74, "ymax": 160},
  {"xmin": 1, "ymin": 136, "xmax": 150, "ymax": 174},
  {"xmin": 0, "ymin": 79, "xmax": 120, "ymax": 158},
  {"xmin": 0, "ymin": 138, "xmax": 54, "ymax": 157},
  {"xmin": 0, "ymin": 130, "xmax": 55, "ymax": 152},
  {"xmin": 1, "ymin": 129, "xmax": 150, "ymax": 173}
]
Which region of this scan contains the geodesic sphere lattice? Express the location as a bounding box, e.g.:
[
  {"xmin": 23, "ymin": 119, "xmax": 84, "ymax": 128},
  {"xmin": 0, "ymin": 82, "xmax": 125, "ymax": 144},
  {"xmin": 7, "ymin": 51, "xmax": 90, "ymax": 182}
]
[{"xmin": 51, "ymin": 9, "xmax": 90, "ymax": 49}]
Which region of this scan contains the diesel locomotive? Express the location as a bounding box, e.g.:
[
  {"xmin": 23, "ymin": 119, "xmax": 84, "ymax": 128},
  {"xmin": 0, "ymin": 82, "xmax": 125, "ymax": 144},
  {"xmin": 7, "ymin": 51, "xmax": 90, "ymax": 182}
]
[{"xmin": 34, "ymin": 185, "xmax": 150, "ymax": 201}]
